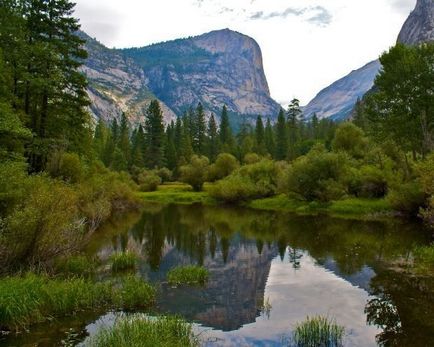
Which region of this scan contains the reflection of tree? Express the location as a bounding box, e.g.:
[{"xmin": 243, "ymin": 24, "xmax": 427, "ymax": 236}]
[
  {"xmin": 365, "ymin": 294, "xmax": 403, "ymax": 346},
  {"xmin": 288, "ymin": 247, "xmax": 302, "ymax": 270},
  {"xmin": 365, "ymin": 269, "xmax": 434, "ymax": 346}
]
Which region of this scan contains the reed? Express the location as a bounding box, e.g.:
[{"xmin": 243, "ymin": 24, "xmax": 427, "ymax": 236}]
[
  {"xmin": 167, "ymin": 265, "xmax": 209, "ymax": 286},
  {"xmin": 292, "ymin": 315, "xmax": 345, "ymax": 347},
  {"xmin": 109, "ymin": 251, "xmax": 138, "ymax": 272}
]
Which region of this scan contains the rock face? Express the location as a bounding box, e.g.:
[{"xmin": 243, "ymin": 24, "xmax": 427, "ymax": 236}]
[
  {"xmin": 303, "ymin": 60, "xmax": 381, "ymax": 120},
  {"xmin": 121, "ymin": 29, "xmax": 281, "ymax": 120},
  {"xmin": 78, "ymin": 31, "xmax": 177, "ymax": 124},
  {"xmin": 398, "ymin": 0, "xmax": 434, "ymax": 45},
  {"xmin": 303, "ymin": 0, "xmax": 434, "ymax": 121}
]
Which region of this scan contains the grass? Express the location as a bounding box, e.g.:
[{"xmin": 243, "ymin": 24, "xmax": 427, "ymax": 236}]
[
  {"xmin": 86, "ymin": 314, "xmax": 199, "ymax": 347},
  {"xmin": 167, "ymin": 265, "xmax": 209, "ymax": 286},
  {"xmin": 110, "ymin": 251, "xmax": 138, "ymax": 272},
  {"xmin": 249, "ymin": 195, "xmax": 392, "ymax": 219},
  {"xmin": 413, "ymin": 245, "xmax": 434, "ymax": 274},
  {"xmin": 292, "ymin": 315, "xmax": 345, "ymax": 347},
  {"xmin": 137, "ymin": 183, "xmax": 215, "ymax": 205},
  {"xmin": 0, "ymin": 273, "xmax": 155, "ymax": 331},
  {"xmin": 55, "ymin": 255, "xmax": 98, "ymax": 277},
  {"xmin": 139, "ymin": 184, "xmax": 393, "ymax": 220}
]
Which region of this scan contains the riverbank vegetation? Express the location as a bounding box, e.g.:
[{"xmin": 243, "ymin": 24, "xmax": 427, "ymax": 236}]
[
  {"xmin": 0, "ymin": 274, "xmax": 155, "ymax": 331},
  {"xmin": 167, "ymin": 265, "xmax": 209, "ymax": 286},
  {"xmin": 292, "ymin": 316, "xmax": 345, "ymax": 347},
  {"xmin": 86, "ymin": 314, "xmax": 198, "ymax": 347}
]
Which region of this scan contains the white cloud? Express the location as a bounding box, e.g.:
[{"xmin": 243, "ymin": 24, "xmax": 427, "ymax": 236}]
[{"xmin": 74, "ymin": 0, "xmax": 417, "ymax": 105}]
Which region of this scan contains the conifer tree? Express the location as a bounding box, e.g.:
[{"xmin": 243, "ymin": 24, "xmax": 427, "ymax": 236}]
[
  {"xmin": 255, "ymin": 115, "xmax": 266, "ymax": 155},
  {"xmin": 145, "ymin": 100, "xmax": 165, "ymax": 168},
  {"xmin": 264, "ymin": 118, "xmax": 275, "ymax": 157},
  {"xmin": 206, "ymin": 114, "xmax": 219, "ymax": 161},
  {"xmin": 192, "ymin": 102, "xmax": 206, "ymax": 155},
  {"xmin": 275, "ymin": 109, "xmax": 288, "ymax": 160},
  {"xmin": 219, "ymin": 105, "xmax": 234, "ymax": 152}
]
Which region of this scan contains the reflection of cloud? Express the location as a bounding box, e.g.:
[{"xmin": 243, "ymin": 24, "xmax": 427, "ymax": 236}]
[{"xmin": 250, "ymin": 5, "xmax": 333, "ymax": 27}]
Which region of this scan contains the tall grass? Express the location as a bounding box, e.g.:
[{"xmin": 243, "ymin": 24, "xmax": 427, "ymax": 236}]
[
  {"xmin": 86, "ymin": 314, "xmax": 199, "ymax": 347},
  {"xmin": 413, "ymin": 245, "xmax": 434, "ymax": 273},
  {"xmin": 167, "ymin": 265, "xmax": 209, "ymax": 286},
  {"xmin": 292, "ymin": 315, "xmax": 345, "ymax": 347},
  {"xmin": 0, "ymin": 273, "xmax": 155, "ymax": 331},
  {"xmin": 55, "ymin": 255, "xmax": 98, "ymax": 277},
  {"xmin": 110, "ymin": 251, "xmax": 138, "ymax": 272}
]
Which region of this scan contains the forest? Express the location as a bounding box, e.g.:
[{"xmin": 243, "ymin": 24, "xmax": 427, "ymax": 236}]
[{"xmin": 0, "ymin": 0, "xmax": 433, "ymax": 345}]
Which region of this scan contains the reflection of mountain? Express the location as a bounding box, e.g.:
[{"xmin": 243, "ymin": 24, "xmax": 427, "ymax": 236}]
[{"xmin": 157, "ymin": 240, "xmax": 278, "ymax": 331}]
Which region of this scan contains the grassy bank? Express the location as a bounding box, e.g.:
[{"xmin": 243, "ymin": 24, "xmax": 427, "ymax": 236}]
[
  {"xmin": 139, "ymin": 184, "xmax": 393, "ymax": 220},
  {"xmin": 0, "ymin": 274, "xmax": 155, "ymax": 331},
  {"xmin": 137, "ymin": 183, "xmax": 215, "ymax": 205}
]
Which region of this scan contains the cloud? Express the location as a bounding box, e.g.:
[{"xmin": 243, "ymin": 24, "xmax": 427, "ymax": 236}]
[
  {"xmin": 390, "ymin": 0, "xmax": 416, "ymax": 13},
  {"xmin": 250, "ymin": 5, "xmax": 332, "ymax": 26},
  {"xmin": 307, "ymin": 6, "xmax": 333, "ymax": 27}
]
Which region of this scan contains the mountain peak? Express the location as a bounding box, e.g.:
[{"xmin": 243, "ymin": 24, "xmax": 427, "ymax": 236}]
[{"xmin": 397, "ymin": 0, "xmax": 434, "ymax": 45}]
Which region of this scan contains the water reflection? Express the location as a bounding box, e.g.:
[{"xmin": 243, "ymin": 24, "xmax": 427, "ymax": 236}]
[{"xmin": 2, "ymin": 203, "xmax": 433, "ymax": 346}]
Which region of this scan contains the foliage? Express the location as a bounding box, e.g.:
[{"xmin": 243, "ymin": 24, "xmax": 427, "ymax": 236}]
[
  {"xmin": 332, "ymin": 122, "xmax": 367, "ymax": 158},
  {"xmin": 292, "ymin": 315, "xmax": 345, "ymax": 347},
  {"xmin": 137, "ymin": 171, "xmax": 162, "ymax": 192},
  {"xmin": 207, "ymin": 153, "xmax": 239, "ymax": 181},
  {"xmin": 180, "ymin": 155, "xmax": 210, "ymax": 191},
  {"xmin": 112, "ymin": 276, "xmax": 155, "ymax": 309},
  {"xmin": 110, "ymin": 251, "xmax": 138, "ymax": 272},
  {"xmin": 55, "ymin": 256, "xmax": 97, "ymax": 278},
  {"xmin": 167, "ymin": 265, "xmax": 209, "ymax": 286},
  {"xmin": 387, "ymin": 181, "xmax": 427, "ymax": 216},
  {"xmin": 412, "ymin": 245, "xmax": 434, "ymax": 274},
  {"xmin": 86, "ymin": 314, "xmax": 198, "ymax": 347},
  {"xmin": 285, "ymin": 145, "xmax": 349, "ymax": 202}
]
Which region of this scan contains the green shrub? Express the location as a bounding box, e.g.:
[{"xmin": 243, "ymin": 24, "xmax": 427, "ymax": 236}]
[
  {"xmin": 180, "ymin": 155, "xmax": 210, "ymax": 191},
  {"xmin": 0, "ymin": 274, "xmax": 156, "ymax": 331},
  {"xmin": 138, "ymin": 173, "xmax": 161, "ymax": 192},
  {"xmin": 286, "ymin": 145, "xmax": 349, "ymax": 202},
  {"xmin": 209, "ymin": 159, "xmax": 279, "ymax": 203},
  {"xmin": 347, "ymin": 165, "xmax": 389, "ymax": 198},
  {"xmin": 387, "ymin": 181, "xmax": 426, "ymax": 216},
  {"xmin": 155, "ymin": 167, "xmax": 173, "ymax": 183},
  {"xmin": 207, "ymin": 153, "xmax": 239, "ymax": 181},
  {"xmin": 332, "ymin": 122, "xmax": 367, "ymax": 158},
  {"xmin": 167, "ymin": 265, "xmax": 209, "ymax": 286},
  {"xmin": 292, "ymin": 315, "xmax": 345, "ymax": 347},
  {"xmin": 86, "ymin": 314, "xmax": 198, "ymax": 347},
  {"xmin": 110, "ymin": 251, "xmax": 138, "ymax": 272},
  {"xmin": 243, "ymin": 152, "xmax": 261, "ymax": 164}
]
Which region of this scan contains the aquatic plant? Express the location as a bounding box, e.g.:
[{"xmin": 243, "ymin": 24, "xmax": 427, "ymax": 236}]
[
  {"xmin": 55, "ymin": 255, "xmax": 98, "ymax": 277},
  {"xmin": 292, "ymin": 315, "xmax": 345, "ymax": 347},
  {"xmin": 0, "ymin": 274, "xmax": 155, "ymax": 331},
  {"xmin": 86, "ymin": 314, "xmax": 199, "ymax": 347},
  {"xmin": 167, "ymin": 265, "xmax": 209, "ymax": 286},
  {"xmin": 109, "ymin": 251, "xmax": 138, "ymax": 272}
]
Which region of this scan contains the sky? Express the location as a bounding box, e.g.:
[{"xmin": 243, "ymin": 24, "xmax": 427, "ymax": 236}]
[{"xmin": 74, "ymin": 0, "xmax": 417, "ymax": 106}]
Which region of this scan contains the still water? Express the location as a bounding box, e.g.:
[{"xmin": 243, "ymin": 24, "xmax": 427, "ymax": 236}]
[{"xmin": 2, "ymin": 203, "xmax": 434, "ymax": 346}]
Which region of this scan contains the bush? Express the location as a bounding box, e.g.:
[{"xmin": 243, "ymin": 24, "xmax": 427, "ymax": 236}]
[
  {"xmin": 347, "ymin": 165, "xmax": 389, "ymax": 198},
  {"xmin": 286, "ymin": 145, "xmax": 349, "ymax": 202},
  {"xmin": 207, "ymin": 153, "xmax": 239, "ymax": 182},
  {"xmin": 86, "ymin": 314, "xmax": 198, "ymax": 347},
  {"xmin": 47, "ymin": 151, "xmax": 83, "ymax": 183},
  {"xmin": 138, "ymin": 172, "xmax": 161, "ymax": 192},
  {"xmin": 110, "ymin": 251, "xmax": 138, "ymax": 272},
  {"xmin": 180, "ymin": 155, "xmax": 210, "ymax": 191},
  {"xmin": 332, "ymin": 122, "xmax": 367, "ymax": 158},
  {"xmin": 292, "ymin": 315, "xmax": 345, "ymax": 347},
  {"xmin": 167, "ymin": 265, "xmax": 209, "ymax": 286},
  {"xmin": 243, "ymin": 152, "xmax": 261, "ymax": 164},
  {"xmin": 155, "ymin": 167, "xmax": 172, "ymax": 183},
  {"xmin": 417, "ymin": 154, "xmax": 434, "ymax": 227},
  {"xmin": 209, "ymin": 160, "xmax": 279, "ymax": 203},
  {"xmin": 387, "ymin": 181, "xmax": 426, "ymax": 216}
]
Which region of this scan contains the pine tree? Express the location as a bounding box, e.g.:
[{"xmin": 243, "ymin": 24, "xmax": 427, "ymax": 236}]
[
  {"xmin": 130, "ymin": 124, "xmax": 146, "ymax": 168},
  {"xmin": 145, "ymin": 100, "xmax": 165, "ymax": 168},
  {"xmin": 192, "ymin": 102, "xmax": 206, "ymax": 155},
  {"xmin": 219, "ymin": 105, "xmax": 234, "ymax": 152},
  {"xmin": 275, "ymin": 109, "xmax": 288, "ymax": 160},
  {"xmin": 119, "ymin": 112, "xmax": 131, "ymax": 166},
  {"xmin": 255, "ymin": 115, "xmax": 266, "ymax": 155},
  {"xmin": 206, "ymin": 114, "xmax": 219, "ymax": 161},
  {"xmin": 264, "ymin": 118, "xmax": 275, "ymax": 157}
]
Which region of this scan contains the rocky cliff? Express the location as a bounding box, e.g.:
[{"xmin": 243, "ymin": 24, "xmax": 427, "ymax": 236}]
[
  {"xmin": 78, "ymin": 31, "xmax": 177, "ymax": 124},
  {"xmin": 303, "ymin": 0, "xmax": 434, "ymax": 121},
  {"xmin": 121, "ymin": 29, "xmax": 281, "ymax": 120},
  {"xmin": 398, "ymin": 0, "xmax": 434, "ymax": 45}
]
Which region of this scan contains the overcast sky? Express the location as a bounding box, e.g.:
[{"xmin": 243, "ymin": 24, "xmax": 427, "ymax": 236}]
[{"xmin": 74, "ymin": 0, "xmax": 416, "ymax": 106}]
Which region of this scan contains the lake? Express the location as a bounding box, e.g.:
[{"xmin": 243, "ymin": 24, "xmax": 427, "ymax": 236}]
[{"xmin": 2, "ymin": 203, "xmax": 433, "ymax": 346}]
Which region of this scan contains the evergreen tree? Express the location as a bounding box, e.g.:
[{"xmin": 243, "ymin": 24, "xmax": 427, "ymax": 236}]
[
  {"xmin": 192, "ymin": 102, "xmax": 206, "ymax": 155},
  {"xmin": 219, "ymin": 105, "xmax": 234, "ymax": 152},
  {"xmin": 206, "ymin": 114, "xmax": 219, "ymax": 161},
  {"xmin": 119, "ymin": 112, "xmax": 131, "ymax": 166},
  {"xmin": 255, "ymin": 115, "xmax": 266, "ymax": 154},
  {"xmin": 275, "ymin": 109, "xmax": 288, "ymax": 160},
  {"xmin": 130, "ymin": 124, "xmax": 146, "ymax": 168},
  {"xmin": 264, "ymin": 118, "xmax": 275, "ymax": 157},
  {"xmin": 145, "ymin": 100, "xmax": 165, "ymax": 168}
]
